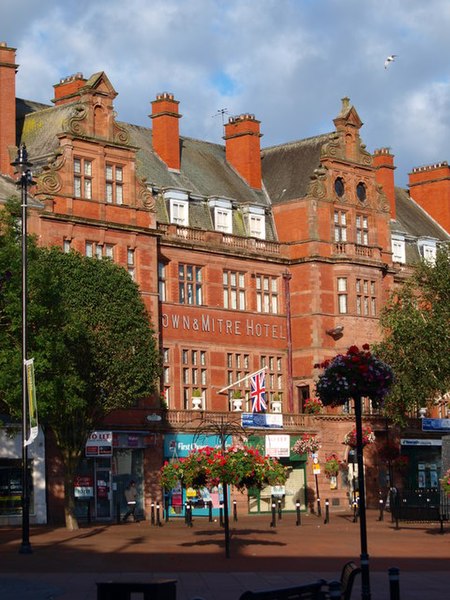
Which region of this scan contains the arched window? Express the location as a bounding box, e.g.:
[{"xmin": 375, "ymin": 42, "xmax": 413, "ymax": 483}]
[{"xmin": 356, "ymin": 182, "xmax": 366, "ymax": 202}]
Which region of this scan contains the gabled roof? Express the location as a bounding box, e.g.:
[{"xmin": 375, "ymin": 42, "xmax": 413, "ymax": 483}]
[
  {"xmin": 393, "ymin": 187, "xmax": 449, "ymax": 240},
  {"xmin": 261, "ymin": 133, "xmax": 334, "ymax": 203},
  {"xmin": 124, "ymin": 122, "xmax": 269, "ymax": 207}
]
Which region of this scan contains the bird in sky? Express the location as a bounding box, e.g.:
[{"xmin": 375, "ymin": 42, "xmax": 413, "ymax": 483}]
[{"xmin": 384, "ymin": 55, "xmax": 397, "ymax": 69}]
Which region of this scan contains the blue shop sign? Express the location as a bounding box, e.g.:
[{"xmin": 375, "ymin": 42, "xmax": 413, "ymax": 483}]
[
  {"xmin": 422, "ymin": 418, "xmax": 450, "ymax": 432},
  {"xmin": 163, "ymin": 433, "xmax": 231, "ymax": 457}
]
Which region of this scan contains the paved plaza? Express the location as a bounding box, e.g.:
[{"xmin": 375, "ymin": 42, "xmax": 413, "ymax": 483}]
[{"xmin": 1, "ymin": 509, "xmax": 449, "ymax": 599}]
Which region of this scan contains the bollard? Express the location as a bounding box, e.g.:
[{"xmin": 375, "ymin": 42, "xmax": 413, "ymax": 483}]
[
  {"xmin": 233, "ymin": 500, "xmax": 238, "ymax": 522},
  {"xmin": 219, "ymin": 503, "xmax": 224, "ymax": 527},
  {"xmin": 270, "ymin": 502, "xmax": 276, "ymax": 528},
  {"xmin": 378, "ymin": 494, "xmax": 384, "ymax": 522},
  {"xmin": 165, "ymin": 496, "xmax": 169, "ymax": 522},
  {"xmin": 187, "ymin": 502, "xmax": 193, "ymax": 528},
  {"xmin": 151, "ymin": 502, "xmax": 155, "ymax": 526},
  {"xmin": 352, "ymin": 499, "xmax": 358, "ymax": 523},
  {"xmin": 388, "ymin": 567, "xmax": 400, "ymax": 600},
  {"xmin": 324, "ymin": 498, "xmax": 329, "ymax": 524},
  {"xmin": 277, "ymin": 499, "xmax": 282, "ymax": 520},
  {"xmin": 296, "ymin": 501, "xmax": 301, "ymax": 526},
  {"xmin": 208, "ymin": 499, "xmax": 213, "ymax": 522},
  {"xmin": 317, "ymin": 497, "xmax": 321, "ymax": 518},
  {"xmin": 156, "ymin": 503, "xmax": 162, "ymax": 527}
]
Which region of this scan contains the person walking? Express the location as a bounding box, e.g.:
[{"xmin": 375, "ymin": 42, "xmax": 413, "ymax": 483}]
[{"xmin": 122, "ymin": 480, "xmax": 139, "ymax": 523}]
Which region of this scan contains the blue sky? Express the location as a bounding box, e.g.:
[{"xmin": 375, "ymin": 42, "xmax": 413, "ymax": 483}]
[{"xmin": 2, "ymin": 0, "xmax": 450, "ymax": 187}]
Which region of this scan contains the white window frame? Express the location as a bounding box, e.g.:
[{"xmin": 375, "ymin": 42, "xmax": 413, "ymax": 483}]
[
  {"xmin": 243, "ymin": 206, "xmax": 266, "ymax": 240},
  {"xmin": 392, "ymin": 237, "xmax": 406, "ymax": 263},
  {"xmin": 165, "ymin": 189, "xmax": 189, "ymax": 226}
]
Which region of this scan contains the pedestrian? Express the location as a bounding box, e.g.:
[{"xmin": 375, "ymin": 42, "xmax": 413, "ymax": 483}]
[{"xmin": 122, "ymin": 480, "xmax": 139, "ymax": 523}]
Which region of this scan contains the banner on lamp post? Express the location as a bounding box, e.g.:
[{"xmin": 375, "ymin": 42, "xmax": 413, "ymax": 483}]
[{"xmin": 24, "ymin": 358, "xmax": 38, "ymax": 447}]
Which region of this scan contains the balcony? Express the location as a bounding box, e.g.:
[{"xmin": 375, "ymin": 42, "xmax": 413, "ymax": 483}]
[
  {"xmin": 158, "ymin": 224, "xmax": 280, "ymax": 255},
  {"xmin": 333, "ymin": 242, "xmax": 382, "ymax": 262}
]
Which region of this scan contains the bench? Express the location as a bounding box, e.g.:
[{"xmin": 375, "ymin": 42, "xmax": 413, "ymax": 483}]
[
  {"xmin": 96, "ymin": 579, "xmax": 176, "ymax": 600},
  {"xmin": 238, "ymin": 579, "xmax": 341, "ymax": 600},
  {"xmin": 339, "ymin": 561, "xmax": 361, "ymax": 600}
]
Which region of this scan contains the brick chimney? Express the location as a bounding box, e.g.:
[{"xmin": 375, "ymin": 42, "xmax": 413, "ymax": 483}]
[
  {"xmin": 409, "ymin": 162, "xmax": 450, "ymax": 234},
  {"xmin": 150, "ymin": 92, "xmax": 181, "ymax": 171},
  {"xmin": 53, "ymin": 72, "xmax": 87, "ymax": 106},
  {"xmin": 224, "ymin": 114, "xmax": 262, "ymax": 189},
  {"xmin": 0, "ymin": 42, "xmax": 17, "ymax": 177},
  {"xmin": 373, "ymin": 148, "xmax": 396, "ymax": 220}
]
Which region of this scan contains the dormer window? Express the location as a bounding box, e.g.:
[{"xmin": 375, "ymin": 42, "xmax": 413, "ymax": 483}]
[
  {"xmin": 209, "ymin": 198, "xmax": 233, "ymax": 233},
  {"xmin": 391, "ymin": 236, "xmax": 406, "ymax": 263},
  {"xmin": 243, "ymin": 205, "xmax": 266, "ymax": 240},
  {"xmin": 165, "ymin": 189, "xmax": 189, "ymax": 226},
  {"xmin": 418, "ymin": 240, "xmax": 437, "ymax": 264}
]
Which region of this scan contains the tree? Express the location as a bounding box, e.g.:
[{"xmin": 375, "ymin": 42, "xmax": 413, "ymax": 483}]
[
  {"xmin": 374, "ymin": 245, "xmax": 450, "ymax": 424},
  {"xmin": 0, "ymin": 201, "xmax": 160, "ymax": 528}
]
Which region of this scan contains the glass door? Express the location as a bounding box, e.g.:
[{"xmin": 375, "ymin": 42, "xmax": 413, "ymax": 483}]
[{"xmin": 94, "ymin": 458, "xmax": 112, "ymax": 519}]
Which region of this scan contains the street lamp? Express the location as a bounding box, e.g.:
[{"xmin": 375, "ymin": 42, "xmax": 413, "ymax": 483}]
[{"xmin": 12, "ymin": 144, "xmax": 34, "ymax": 554}]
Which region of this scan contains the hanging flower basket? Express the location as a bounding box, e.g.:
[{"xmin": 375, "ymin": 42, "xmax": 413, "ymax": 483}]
[
  {"xmin": 292, "ymin": 434, "xmax": 321, "ymax": 456},
  {"xmin": 159, "ymin": 445, "xmax": 287, "ymax": 492},
  {"xmin": 324, "ymin": 453, "xmax": 344, "ymax": 478},
  {"xmin": 440, "ymin": 468, "xmax": 450, "ymax": 495},
  {"xmin": 343, "ymin": 426, "xmax": 375, "ymax": 448},
  {"xmin": 315, "ymin": 344, "xmax": 394, "ymax": 407},
  {"xmin": 304, "ymin": 397, "xmax": 324, "ymax": 415}
]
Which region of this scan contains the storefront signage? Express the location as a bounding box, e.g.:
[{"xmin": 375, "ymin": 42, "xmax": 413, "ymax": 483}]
[
  {"xmin": 74, "ymin": 476, "xmax": 94, "ymax": 498},
  {"xmin": 422, "ymin": 418, "xmax": 450, "ymax": 432},
  {"xmin": 401, "ymin": 438, "xmax": 443, "ymax": 446},
  {"xmin": 163, "ymin": 433, "xmax": 230, "ymax": 457},
  {"xmin": 265, "ymin": 434, "xmax": 290, "ymax": 457},
  {"xmin": 241, "ymin": 413, "xmax": 283, "ymax": 429},
  {"xmin": 162, "ymin": 312, "xmax": 285, "ymax": 341},
  {"xmin": 85, "ymin": 431, "xmax": 113, "ymax": 457}
]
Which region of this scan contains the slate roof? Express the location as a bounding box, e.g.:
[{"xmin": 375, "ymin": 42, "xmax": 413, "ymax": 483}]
[{"xmin": 261, "ymin": 133, "xmax": 335, "ymax": 203}]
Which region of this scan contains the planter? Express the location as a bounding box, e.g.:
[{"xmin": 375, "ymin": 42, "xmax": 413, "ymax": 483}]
[
  {"xmin": 271, "ymin": 400, "xmax": 282, "ymax": 413},
  {"xmin": 192, "ymin": 396, "xmax": 202, "ymax": 410},
  {"xmin": 232, "ymin": 398, "xmax": 243, "ymax": 411}
]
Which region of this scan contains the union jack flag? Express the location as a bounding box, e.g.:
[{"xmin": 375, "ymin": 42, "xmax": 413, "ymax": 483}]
[{"xmin": 251, "ymin": 370, "xmax": 267, "ymax": 413}]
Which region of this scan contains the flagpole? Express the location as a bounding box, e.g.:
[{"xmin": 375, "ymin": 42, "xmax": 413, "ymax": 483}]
[{"xmin": 217, "ymin": 367, "xmax": 268, "ymax": 395}]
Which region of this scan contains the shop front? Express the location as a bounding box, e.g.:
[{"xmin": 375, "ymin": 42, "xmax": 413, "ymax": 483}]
[
  {"xmin": 163, "ymin": 433, "xmax": 230, "ymax": 518},
  {"xmin": 74, "ymin": 430, "xmax": 147, "ymax": 522},
  {"xmin": 247, "ymin": 434, "xmax": 306, "ymax": 514},
  {"xmin": 0, "ymin": 425, "xmax": 46, "ymax": 525}
]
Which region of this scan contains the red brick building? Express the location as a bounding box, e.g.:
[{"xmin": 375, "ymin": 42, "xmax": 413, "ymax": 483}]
[{"xmin": 1, "ymin": 42, "xmax": 449, "ymax": 525}]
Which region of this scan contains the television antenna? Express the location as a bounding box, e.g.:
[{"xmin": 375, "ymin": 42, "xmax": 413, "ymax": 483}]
[{"xmin": 212, "ymin": 108, "xmax": 229, "ymax": 135}]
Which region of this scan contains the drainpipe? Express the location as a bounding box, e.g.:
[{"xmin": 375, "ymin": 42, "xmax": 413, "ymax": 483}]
[{"xmin": 283, "ymin": 270, "xmax": 294, "ymax": 413}]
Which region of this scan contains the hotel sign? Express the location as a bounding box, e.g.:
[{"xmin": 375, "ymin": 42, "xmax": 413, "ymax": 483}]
[
  {"xmin": 241, "ymin": 413, "xmax": 283, "ymax": 429},
  {"xmin": 162, "ymin": 311, "xmax": 286, "ymax": 341},
  {"xmin": 422, "ymin": 418, "xmax": 450, "ymax": 432}
]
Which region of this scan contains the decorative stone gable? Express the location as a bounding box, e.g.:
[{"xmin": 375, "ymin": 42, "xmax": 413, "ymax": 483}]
[
  {"xmin": 320, "ymin": 98, "xmax": 372, "ymax": 167},
  {"xmin": 57, "ymin": 72, "xmax": 129, "ymax": 145}
]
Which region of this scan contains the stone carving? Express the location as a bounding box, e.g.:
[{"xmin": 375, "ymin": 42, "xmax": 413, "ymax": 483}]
[
  {"xmin": 137, "ymin": 178, "xmax": 155, "ymax": 210},
  {"xmin": 35, "ymin": 149, "xmax": 66, "ymax": 195},
  {"xmin": 320, "ymin": 133, "xmax": 342, "ymax": 159},
  {"xmin": 307, "ymin": 165, "xmax": 328, "ymax": 199},
  {"xmin": 113, "ymin": 121, "xmax": 130, "ymax": 145},
  {"xmin": 375, "ymin": 184, "xmax": 390, "ymax": 212},
  {"xmin": 63, "ymin": 104, "xmax": 88, "ymax": 136}
]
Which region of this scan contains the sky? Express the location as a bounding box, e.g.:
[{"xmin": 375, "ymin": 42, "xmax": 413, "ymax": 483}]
[{"xmin": 2, "ymin": 0, "xmax": 450, "ymax": 187}]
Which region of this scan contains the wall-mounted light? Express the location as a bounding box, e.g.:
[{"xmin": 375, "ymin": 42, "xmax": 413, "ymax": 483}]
[{"xmin": 326, "ymin": 325, "xmax": 344, "ymax": 340}]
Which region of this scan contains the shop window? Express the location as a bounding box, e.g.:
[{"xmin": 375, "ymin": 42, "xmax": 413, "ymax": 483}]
[{"xmin": 0, "ymin": 459, "xmax": 33, "ymax": 516}]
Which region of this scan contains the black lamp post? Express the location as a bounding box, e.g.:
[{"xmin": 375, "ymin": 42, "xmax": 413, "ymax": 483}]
[
  {"xmin": 354, "ymin": 395, "xmax": 370, "ymax": 600},
  {"xmin": 12, "ymin": 144, "xmax": 34, "ymax": 554}
]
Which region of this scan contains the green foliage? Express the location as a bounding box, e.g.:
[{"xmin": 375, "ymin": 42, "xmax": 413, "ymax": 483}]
[
  {"xmin": 159, "ymin": 445, "xmax": 287, "ymax": 492},
  {"xmin": 1, "ymin": 203, "xmax": 160, "ymax": 525},
  {"xmin": 374, "ymin": 245, "xmax": 450, "ymax": 424}
]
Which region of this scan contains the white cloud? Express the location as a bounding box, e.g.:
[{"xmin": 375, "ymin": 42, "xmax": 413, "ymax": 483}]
[{"xmin": 4, "ymin": 0, "xmax": 450, "ymax": 186}]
